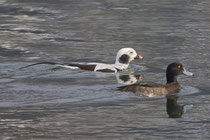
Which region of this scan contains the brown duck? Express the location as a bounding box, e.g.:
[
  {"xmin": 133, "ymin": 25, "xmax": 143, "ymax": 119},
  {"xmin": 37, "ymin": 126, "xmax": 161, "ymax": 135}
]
[{"xmin": 118, "ymin": 62, "xmax": 193, "ymax": 97}]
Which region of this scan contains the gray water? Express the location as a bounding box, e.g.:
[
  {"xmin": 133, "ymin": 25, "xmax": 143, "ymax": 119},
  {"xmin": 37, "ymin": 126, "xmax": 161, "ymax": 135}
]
[{"xmin": 0, "ymin": 0, "xmax": 210, "ymax": 139}]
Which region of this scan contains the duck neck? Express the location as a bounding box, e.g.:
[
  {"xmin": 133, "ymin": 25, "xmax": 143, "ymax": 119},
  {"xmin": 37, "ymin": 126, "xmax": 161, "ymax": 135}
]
[
  {"xmin": 115, "ymin": 60, "xmax": 129, "ymax": 66},
  {"xmin": 166, "ymin": 74, "xmax": 178, "ymax": 84}
]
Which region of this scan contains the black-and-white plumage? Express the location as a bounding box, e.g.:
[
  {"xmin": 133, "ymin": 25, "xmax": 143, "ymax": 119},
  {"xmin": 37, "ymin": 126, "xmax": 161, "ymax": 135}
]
[{"xmin": 21, "ymin": 48, "xmax": 143, "ymax": 72}]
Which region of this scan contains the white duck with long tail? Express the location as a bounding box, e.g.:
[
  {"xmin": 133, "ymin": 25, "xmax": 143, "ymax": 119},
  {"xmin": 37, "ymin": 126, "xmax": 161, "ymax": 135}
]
[{"xmin": 21, "ymin": 48, "xmax": 143, "ymax": 73}]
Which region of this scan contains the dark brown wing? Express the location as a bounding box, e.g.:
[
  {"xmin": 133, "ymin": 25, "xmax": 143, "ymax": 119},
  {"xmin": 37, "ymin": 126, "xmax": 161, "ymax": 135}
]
[
  {"xmin": 68, "ymin": 63, "xmax": 96, "ymax": 71},
  {"xmin": 117, "ymin": 82, "xmax": 168, "ymax": 97},
  {"xmin": 96, "ymin": 69, "xmax": 116, "ymax": 72},
  {"xmin": 118, "ymin": 82, "xmax": 164, "ymax": 90}
]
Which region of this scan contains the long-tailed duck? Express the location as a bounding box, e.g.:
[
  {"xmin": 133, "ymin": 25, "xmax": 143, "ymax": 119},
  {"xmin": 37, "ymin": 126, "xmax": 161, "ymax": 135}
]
[
  {"xmin": 118, "ymin": 62, "xmax": 193, "ymax": 96},
  {"xmin": 21, "ymin": 48, "xmax": 143, "ymax": 72}
]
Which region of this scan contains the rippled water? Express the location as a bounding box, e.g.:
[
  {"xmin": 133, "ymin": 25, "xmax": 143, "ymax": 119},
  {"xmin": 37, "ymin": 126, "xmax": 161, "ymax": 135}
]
[{"xmin": 0, "ymin": 0, "xmax": 210, "ymax": 139}]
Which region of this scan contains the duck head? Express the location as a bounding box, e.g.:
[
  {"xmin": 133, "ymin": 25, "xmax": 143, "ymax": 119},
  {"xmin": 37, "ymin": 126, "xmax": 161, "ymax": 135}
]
[
  {"xmin": 115, "ymin": 48, "xmax": 143, "ymax": 66},
  {"xmin": 166, "ymin": 62, "xmax": 193, "ymax": 83}
]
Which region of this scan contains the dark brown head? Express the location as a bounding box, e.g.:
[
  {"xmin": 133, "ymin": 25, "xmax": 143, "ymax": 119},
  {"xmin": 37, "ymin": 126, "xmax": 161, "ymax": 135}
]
[{"xmin": 166, "ymin": 62, "xmax": 193, "ymax": 83}]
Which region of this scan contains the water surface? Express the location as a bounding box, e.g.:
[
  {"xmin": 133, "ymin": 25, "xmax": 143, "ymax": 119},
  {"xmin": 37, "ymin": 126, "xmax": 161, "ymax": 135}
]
[{"xmin": 0, "ymin": 0, "xmax": 210, "ymax": 139}]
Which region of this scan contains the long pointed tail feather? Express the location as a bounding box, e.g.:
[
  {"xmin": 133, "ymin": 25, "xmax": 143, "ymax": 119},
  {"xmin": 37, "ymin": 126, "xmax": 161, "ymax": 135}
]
[
  {"xmin": 20, "ymin": 62, "xmax": 96, "ymax": 71},
  {"xmin": 19, "ymin": 62, "xmax": 63, "ymax": 70}
]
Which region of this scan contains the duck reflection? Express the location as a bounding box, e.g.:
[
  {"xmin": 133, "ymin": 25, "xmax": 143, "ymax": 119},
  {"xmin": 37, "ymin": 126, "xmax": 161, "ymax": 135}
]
[
  {"xmin": 95, "ymin": 70, "xmax": 142, "ymax": 85},
  {"xmin": 166, "ymin": 95, "xmax": 184, "ymax": 118},
  {"xmin": 116, "ymin": 73, "xmax": 143, "ymax": 85}
]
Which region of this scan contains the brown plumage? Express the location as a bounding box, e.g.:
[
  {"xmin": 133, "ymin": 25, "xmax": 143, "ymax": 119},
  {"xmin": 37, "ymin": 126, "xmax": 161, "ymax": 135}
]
[
  {"xmin": 118, "ymin": 82, "xmax": 180, "ymax": 97},
  {"xmin": 118, "ymin": 62, "xmax": 193, "ymax": 97}
]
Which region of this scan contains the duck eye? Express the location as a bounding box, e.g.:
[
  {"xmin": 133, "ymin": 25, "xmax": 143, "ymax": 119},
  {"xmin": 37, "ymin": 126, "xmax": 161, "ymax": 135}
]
[
  {"xmin": 178, "ymin": 65, "xmax": 181, "ymax": 69},
  {"xmin": 130, "ymin": 51, "xmax": 133, "ymax": 54}
]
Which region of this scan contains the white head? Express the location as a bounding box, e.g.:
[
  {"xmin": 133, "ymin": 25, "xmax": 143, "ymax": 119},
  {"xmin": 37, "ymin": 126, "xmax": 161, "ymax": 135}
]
[{"xmin": 115, "ymin": 48, "xmax": 143, "ymax": 65}]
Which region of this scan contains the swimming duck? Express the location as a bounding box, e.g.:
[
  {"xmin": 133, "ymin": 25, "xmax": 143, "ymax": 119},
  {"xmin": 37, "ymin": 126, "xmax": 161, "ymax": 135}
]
[
  {"xmin": 20, "ymin": 48, "xmax": 143, "ymax": 73},
  {"xmin": 118, "ymin": 62, "xmax": 193, "ymax": 97}
]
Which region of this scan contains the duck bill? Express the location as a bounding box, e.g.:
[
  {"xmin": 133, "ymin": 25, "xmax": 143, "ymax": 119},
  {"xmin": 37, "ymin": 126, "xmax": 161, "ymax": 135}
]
[
  {"xmin": 135, "ymin": 74, "xmax": 143, "ymax": 80},
  {"xmin": 183, "ymin": 68, "xmax": 193, "ymax": 76},
  {"xmin": 135, "ymin": 55, "xmax": 143, "ymax": 60}
]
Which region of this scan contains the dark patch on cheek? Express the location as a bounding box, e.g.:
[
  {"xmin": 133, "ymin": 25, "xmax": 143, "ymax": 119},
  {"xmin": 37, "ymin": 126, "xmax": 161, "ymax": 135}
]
[
  {"xmin": 119, "ymin": 54, "xmax": 130, "ymax": 64},
  {"xmin": 119, "ymin": 75, "xmax": 130, "ymax": 82}
]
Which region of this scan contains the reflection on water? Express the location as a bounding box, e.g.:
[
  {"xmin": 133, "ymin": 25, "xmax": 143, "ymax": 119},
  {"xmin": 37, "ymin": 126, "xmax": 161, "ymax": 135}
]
[
  {"xmin": 116, "ymin": 72, "xmax": 142, "ymax": 85},
  {"xmin": 166, "ymin": 94, "xmax": 194, "ymax": 118},
  {"xmin": 1, "ymin": 0, "xmax": 210, "ymax": 139},
  {"xmin": 166, "ymin": 95, "xmax": 184, "ymax": 118}
]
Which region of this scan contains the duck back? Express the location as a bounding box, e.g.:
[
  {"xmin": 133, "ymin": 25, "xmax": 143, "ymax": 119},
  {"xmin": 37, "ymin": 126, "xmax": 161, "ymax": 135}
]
[{"xmin": 118, "ymin": 82, "xmax": 180, "ymax": 97}]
